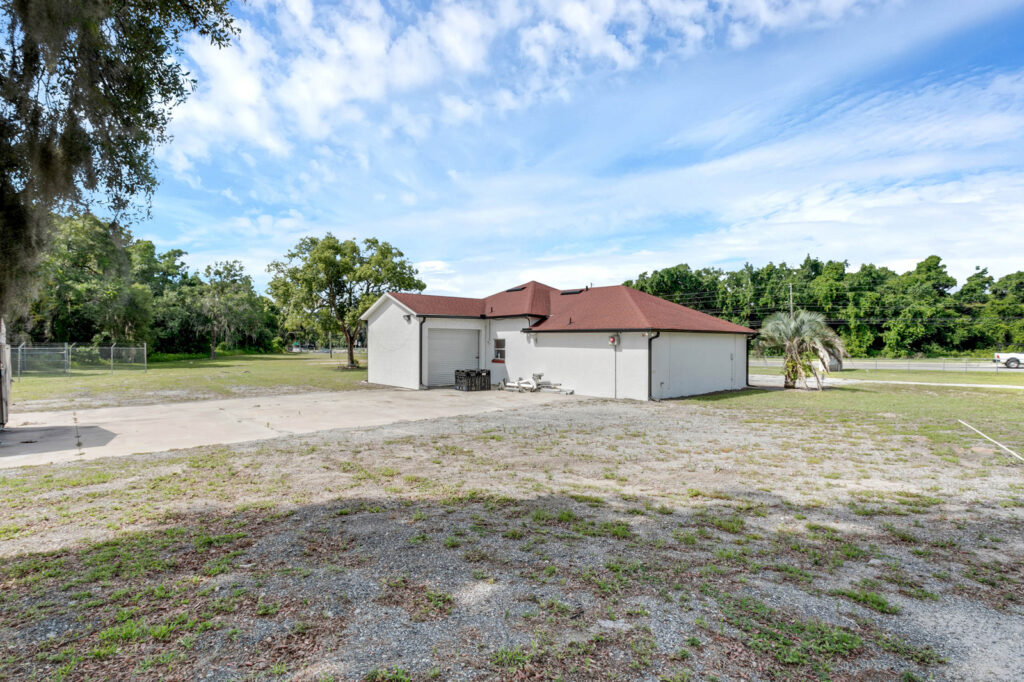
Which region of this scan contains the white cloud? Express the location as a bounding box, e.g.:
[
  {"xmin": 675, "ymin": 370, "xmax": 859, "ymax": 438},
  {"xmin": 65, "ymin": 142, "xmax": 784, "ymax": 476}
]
[
  {"xmin": 416, "ymin": 259, "xmax": 455, "ymax": 275},
  {"xmin": 164, "ymin": 0, "xmax": 906, "ymax": 172},
  {"xmin": 555, "ymin": 0, "xmax": 642, "ymax": 69},
  {"xmin": 388, "ymin": 26, "xmax": 442, "ymax": 89},
  {"xmin": 427, "ymin": 3, "xmax": 496, "ymax": 72},
  {"xmin": 519, "ymin": 21, "xmax": 564, "ymax": 68},
  {"xmin": 160, "ymin": 20, "xmax": 285, "ymax": 174},
  {"xmin": 284, "ymin": 0, "xmax": 314, "ymax": 28},
  {"xmin": 151, "ymin": 0, "xmax": 1024, "ymax": 296},
  {"xmin": 440, "ymin": 94, "xmax": 483, "ymax": 124},
  {"xmin": 390, "ymin": 104, "xmax": 432, "ymax": 139},
  {"xmin": 313, "ymin": 64, "xmax": 1024, "ymax": 292},
  {"xmin": 666, "ymin": 172, "xmax": 1024, "ymax": 284}
]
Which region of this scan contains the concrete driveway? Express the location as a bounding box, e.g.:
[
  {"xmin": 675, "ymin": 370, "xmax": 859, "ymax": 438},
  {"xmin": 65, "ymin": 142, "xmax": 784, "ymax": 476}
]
[{"xmin": 0, "ymin": 389, "xmax": 575, "ymax": 469}]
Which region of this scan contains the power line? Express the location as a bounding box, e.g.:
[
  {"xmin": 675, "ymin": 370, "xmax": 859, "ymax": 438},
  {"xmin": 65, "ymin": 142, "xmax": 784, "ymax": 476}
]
[{"xmin": 746, "ymin": 316, "xmax": 1024, "ymax": 328}]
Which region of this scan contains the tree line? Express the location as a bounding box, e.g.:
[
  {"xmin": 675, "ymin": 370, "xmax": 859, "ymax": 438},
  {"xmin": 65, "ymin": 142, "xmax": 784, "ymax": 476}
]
[
  {"xmin": 7, "ymin": 215, "xmax": 424, "ymax": 361},
  {"xmin": 626, "ymin": 255, "xmax": 1024, "ymax": 357},
  {"xmin": 13, "ymin": 224, "xmax": 1022, "ymax": 360},
  {"xmin": 9, "ymin": 215, "xmax": 277, "ymax": 356}
]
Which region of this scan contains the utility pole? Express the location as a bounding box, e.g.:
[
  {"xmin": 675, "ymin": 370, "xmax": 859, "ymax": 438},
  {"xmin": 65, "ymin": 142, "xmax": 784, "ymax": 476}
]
[{"xmin": 788, "ymin": 283, "xmax": 794, "ymax": 317}]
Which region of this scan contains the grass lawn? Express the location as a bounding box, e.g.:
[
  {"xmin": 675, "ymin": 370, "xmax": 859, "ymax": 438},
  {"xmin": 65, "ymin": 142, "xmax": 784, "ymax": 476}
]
[
  {"xmin": 697, "ymin": 379, "xmax": 1024, "ymax": 453},
  {"xmin": 750, "ymin": 364, "xmax": 1024, "ymax": 385},
  {"xmin": 10, "ymin": 353, "xmax": 369, "ymax": 411},
  {"xmin": 1, "ymin": 381, "xmax": 1021, "ymax": 680}
]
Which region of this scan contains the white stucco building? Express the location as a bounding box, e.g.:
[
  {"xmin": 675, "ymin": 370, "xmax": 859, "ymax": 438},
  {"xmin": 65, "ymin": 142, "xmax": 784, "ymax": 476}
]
[{"xmin": 360, "ymin": 281, "xmax": 755, "ymax": 401}]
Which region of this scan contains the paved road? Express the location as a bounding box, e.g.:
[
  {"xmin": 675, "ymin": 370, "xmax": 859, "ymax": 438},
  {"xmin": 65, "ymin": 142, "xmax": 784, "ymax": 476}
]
[
  {"xmin": 0, "ymin": 389, "xmax": 574, "ymax": 469},
  {"xmin": 750, "ymin": 358, "xmax": 1021, "ymax": 374},
  {"xmin": 749, "ymin": 374, "xmax": 1024, "ymax": 390}
]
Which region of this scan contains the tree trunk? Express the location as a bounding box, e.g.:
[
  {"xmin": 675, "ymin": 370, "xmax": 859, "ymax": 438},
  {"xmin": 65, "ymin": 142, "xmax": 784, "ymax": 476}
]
[
  {"xmin": 344, "ymin": 328, "xmax": 356, "ymax": 368},
  {"xmin": 783, "ymin": 355, "xmax": 797, "ymax": 389},
  {"xmin": 210, "ymin": 328, "xmax": 217, "ymax": 359}
]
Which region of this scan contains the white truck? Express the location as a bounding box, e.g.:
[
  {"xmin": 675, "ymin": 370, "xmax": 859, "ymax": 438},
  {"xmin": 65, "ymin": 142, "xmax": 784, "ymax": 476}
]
[{"xmin": 993, "ymin": 352, "xmax": 1023, "ymax": 369}]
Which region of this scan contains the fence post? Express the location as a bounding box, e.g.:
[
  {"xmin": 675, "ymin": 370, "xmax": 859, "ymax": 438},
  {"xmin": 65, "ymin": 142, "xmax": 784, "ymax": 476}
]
[
  {"xmin": 64, "ymin": 343, "xmax": 69, "ymax": 376},
  {"xmin": 110, "ymin": 342, "xmax": 115, "ymax": 374},
  {"xmin": 143, "ymin": 343, "xmax": 147, "ymax": 373},
  {"xmin": 17, "ymin": 343, "xmax": 24, "ymax": 380}
]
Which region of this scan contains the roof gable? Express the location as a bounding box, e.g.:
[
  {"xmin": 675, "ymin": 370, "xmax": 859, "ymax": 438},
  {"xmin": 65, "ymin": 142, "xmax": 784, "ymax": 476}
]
[
  {"xmin": 530, "ymin": 285, "xmax": 755, "ymax": 334},
  {"xmin": 482, "ymin": 281, "xmax": 558, "ymax": 317}
]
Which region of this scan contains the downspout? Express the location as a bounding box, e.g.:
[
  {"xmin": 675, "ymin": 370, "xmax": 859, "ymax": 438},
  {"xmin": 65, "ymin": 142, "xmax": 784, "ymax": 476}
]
[
  {"xmin": 647, "ymin": 331, "xmax": 661, "ymax": 401},
  {"xmin": 745, "ymin": 335, "xmax": 751, "ymax": 387},
  {"xmin": 418, "ymin": 316, "xmax": 426, "ymax": 389},
  {"xmin": 613, "ymin": 332, "xmax": 618, "ymax": 399}
]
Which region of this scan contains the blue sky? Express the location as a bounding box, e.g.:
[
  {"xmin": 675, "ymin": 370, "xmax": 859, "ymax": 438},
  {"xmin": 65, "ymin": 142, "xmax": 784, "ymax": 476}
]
[{"xmin": 143, "ymin": 0, "xmax": 1024, "ymax": 296}]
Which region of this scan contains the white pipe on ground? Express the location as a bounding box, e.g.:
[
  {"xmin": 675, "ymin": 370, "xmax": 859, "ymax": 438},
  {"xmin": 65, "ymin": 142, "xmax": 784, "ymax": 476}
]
[{"xmin": 958, "ymin": 420, "xmax": 1023, "ymax": 464}]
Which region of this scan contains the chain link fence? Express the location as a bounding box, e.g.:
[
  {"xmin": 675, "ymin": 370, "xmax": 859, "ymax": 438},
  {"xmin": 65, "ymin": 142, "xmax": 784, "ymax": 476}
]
[{"xmin": 10, "ymin": 343, "xmax": 147, "ymax": 378}]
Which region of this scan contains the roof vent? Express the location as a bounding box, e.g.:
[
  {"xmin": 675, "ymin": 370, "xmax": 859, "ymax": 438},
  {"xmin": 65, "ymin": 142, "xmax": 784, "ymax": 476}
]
[
  {"xmin": 505, "ymin": 286, "xmax": 526, "ymax": 292},
  {"xmin": 560, "ymin": 289, "xmax": 584, "ymax": 295}
]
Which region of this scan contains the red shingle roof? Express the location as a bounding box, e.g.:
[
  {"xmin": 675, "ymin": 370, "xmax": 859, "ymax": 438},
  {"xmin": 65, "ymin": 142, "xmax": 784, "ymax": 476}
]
[
  {"xmin": 482, "ymin": 281, "xmax": 558, "ymax": 317},
  {"xmin": 531, "ymin": 285, "xmax": 755, "ymax": 334},
  {"xmin": 388, "ymin": 283, "xmax": 755, "ymax": 334},
  {"xmin": 390, "ymin": 292, "xmax": 484, "ymax": 317}
]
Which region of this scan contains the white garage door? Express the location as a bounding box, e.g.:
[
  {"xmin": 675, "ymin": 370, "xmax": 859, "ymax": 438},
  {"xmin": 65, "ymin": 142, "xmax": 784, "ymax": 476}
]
[{"xmin": 427, "ymin": 329, "xmax": 479, "ymax": 386}]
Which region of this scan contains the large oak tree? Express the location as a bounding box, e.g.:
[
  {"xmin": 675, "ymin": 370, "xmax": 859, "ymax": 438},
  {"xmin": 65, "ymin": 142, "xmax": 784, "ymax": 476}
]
[
  {"xmin": 0, "ymin": 0, "xmax": 236, "ymax": 319},
  {"xmin": 268, "ymin": 236, "xmax": 424, "ymax": 368}
]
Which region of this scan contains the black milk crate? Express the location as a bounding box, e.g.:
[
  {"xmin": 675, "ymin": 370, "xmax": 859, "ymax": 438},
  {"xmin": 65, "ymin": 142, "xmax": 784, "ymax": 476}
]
[{"xmin": 454, "ymin": 369, "xmax": 491, "ymax": 391}]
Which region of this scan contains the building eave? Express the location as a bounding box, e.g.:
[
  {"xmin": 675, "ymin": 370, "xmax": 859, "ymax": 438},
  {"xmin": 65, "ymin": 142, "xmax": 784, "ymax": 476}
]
[
  {"xmin": 360, "ymin": 293, "xmax": 417, "ymax": 321},
  {"xmin": 521, "ymin": 327, "xmax": 757, "ymax": 335}
]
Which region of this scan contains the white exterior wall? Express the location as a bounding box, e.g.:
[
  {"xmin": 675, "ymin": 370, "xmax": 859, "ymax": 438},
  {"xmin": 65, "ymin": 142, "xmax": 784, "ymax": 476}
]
[
  {"xmin": 420, "ymin": 317, "xmax": 487, "ymax": 387},
  {"xmin": 486, "ymin": 318, "xmax": 534, "ymax": 386},
  {"xmin": 365, "ymin": 299, "xmax": 420, "ymax": 389},
  {"xmin": 650, "ymin": 332, "xmax": 748, "ymax": 399},
  {"xmin": 501, "ymin": 330, "xmax": 650, "ymax": 400},
  {"xmin": 366, "ymin": 303, "xmax": 749, "ymax": 400}
]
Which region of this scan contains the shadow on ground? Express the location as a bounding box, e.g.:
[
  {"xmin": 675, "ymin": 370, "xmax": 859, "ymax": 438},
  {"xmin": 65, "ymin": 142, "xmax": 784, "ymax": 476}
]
[
  {"xmin": 2, "ymin": 487, "xmax": 1020, "ymax": 681},
  {"xmin": 0, "ymin": 425, "xmax": 115, "ymax": 459}
]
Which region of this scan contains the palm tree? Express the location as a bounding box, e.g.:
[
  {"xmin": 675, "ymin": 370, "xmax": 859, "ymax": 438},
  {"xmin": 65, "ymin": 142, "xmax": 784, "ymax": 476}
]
[{"xmin": 756, "ymin": 310, "xmax": 847, "ymax": 390}]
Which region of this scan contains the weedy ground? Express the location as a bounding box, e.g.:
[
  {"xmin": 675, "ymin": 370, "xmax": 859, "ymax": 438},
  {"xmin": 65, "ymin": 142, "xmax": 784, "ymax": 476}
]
[
  {"xmin": 10, "ymin": 353, "xmax": 369, "ymax": 412},
  {"xmin": 1, "ymin": 381, "xmax": 1021, "ymax": 680}
]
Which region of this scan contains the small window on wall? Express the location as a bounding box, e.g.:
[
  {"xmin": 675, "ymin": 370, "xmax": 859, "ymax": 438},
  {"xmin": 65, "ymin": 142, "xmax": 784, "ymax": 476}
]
[{"xmin": 493, "ymin": 338, "xmax": 506, "ymax": 361}]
